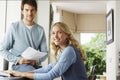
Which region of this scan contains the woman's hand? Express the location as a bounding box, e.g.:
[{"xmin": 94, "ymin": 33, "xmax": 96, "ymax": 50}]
[
  {"xmin": 18, "ymin": 58, "xmax": 36, "ymax": 66},
  {"xmin": 4, "ymin": 70, "xmax": 23, "ymax": 77},
  {"xmin": 4, "ymin": 70, "xmax": 34, "ymax": 79}
]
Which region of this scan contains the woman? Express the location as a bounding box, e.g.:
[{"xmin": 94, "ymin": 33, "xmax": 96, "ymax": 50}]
[{"xmin": 4, "ymin": 22, "xmax": 88, "ymax": 80}]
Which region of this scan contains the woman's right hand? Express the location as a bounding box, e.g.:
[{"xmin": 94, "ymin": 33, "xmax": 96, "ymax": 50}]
[
  {"xmin": 4, "ymin": 70, "xmax": 24, "ymax": 77},
  {"xmin": 5, "ymin": 70, "xmax": 34, "ymax": 79}
]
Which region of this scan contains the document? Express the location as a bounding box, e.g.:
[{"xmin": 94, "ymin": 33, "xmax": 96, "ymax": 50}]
[
  {"xmin": 21, "ymin": 47, "xmax": 47, "ymax": 60},
  {"xmin": 0, "ymin": 71, "xmax": 11, "ymax": 77}
]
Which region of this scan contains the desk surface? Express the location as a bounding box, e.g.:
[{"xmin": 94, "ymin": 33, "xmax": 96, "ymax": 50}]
[{"xmin": 0, "ymin": 76, "xmax": 24, "ymax": 80}]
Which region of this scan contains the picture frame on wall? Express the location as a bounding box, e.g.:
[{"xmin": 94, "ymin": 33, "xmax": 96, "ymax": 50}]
[{"xmin": 106, "ymin": 9, "xmax": 114, "ymax": 45}]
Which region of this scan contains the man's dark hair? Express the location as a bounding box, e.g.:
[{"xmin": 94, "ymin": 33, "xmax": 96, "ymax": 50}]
[{"xmin": 21, "ymin": 0, "xmax": 37, "ymax": 19}]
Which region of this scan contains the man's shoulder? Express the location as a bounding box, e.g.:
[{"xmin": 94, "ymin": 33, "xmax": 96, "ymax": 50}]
[
  {"xmin": 11, "ymin": 20, "xmax": 20, "ymax": 24},
  {"xmin": 34, "ymin": 23, "xmax": 44, "ymax": 29},
  {"xmin": 8, "ymin": 21, "xmax": 22, "ymax": 31},
  {"xmin": 10, "ymin": 21, "xmax": 21, "ymax": 27}
]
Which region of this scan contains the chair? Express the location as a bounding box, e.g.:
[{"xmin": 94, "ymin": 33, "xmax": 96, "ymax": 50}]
[{"xmin": 88, "ymin": 65, "xmax": 96, "ymax": 80}]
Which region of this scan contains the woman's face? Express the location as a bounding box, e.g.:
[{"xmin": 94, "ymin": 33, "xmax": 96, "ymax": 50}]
[{"xmin": 52, "ymin": 25, "xmax": 69, "ymax": 48}]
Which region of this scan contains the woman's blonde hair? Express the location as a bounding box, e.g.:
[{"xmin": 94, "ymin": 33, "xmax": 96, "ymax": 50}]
[{"xmin": 51, "ymin": 22, "xmax": 87, "ymax": 61}]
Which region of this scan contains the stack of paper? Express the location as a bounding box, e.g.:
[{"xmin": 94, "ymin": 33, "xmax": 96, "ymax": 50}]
[{"xmin": 21, "ymin": 47, "xmax": 47, "ymax": 60}]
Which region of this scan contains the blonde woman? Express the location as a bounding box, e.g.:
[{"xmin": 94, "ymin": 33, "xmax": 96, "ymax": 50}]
[{"xmin": 4, "ymin": 22, "xmax": 88, "ymax": 80}]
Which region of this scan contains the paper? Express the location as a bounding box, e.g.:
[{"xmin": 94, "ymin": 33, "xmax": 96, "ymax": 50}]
[
  {"xmin": 21, "ymin": 47, "xmax": 47, "ymax": 60},
  {"xmin": 0, "ymin": 71, "xmax": 11, "ymax": 77}
]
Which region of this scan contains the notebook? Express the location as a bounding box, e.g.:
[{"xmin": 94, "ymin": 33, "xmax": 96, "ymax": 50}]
[{"xmin": 21, "ymin": 47, "xmax": 47, "ymax": 60}]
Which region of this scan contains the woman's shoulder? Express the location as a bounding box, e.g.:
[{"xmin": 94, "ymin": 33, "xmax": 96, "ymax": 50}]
[
  {"xmin": 61, "ymin": 45, "xmax": 77, "ymax": 62},
  {"xmin": 64, "ymin": 45, "xmax": 76, "ymax": 53},
  {"xmin": 64, "ymin": 45, "xmax": 79, "ymax": 54},
  {"xmin": 66, "ymin": 45, "xmax": 75, "ymax": 50}
]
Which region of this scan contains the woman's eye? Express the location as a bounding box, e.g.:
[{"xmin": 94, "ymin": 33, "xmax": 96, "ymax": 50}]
[{"xmin": 58, "ymin": 31, "xmax": 62, "ymax": 34}]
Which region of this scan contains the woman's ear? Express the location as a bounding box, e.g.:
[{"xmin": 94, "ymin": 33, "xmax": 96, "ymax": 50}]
[
  {"xmin": 67, "ymin": 34, "xmax": 70, "ymax": 38},
  {"xmin": 65, "ymin": 38, "xmax": 69, "ymax": 45}
]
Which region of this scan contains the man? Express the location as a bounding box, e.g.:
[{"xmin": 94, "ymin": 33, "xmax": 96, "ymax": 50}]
[{"xmin": 0, "ymin": 0, "xmax": 47, "ymax": 72}]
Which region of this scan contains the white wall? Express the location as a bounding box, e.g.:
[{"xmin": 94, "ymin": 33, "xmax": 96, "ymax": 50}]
[
  {"xmin": 0, "ymin": 1, "xmax": 6, "ymax": 36},
  {"xmin": 6, "ymin": 1, "xmax": 21, "ymax": 30},
  {"xmin": 0, "ymin": 1, "xmax": 6, "ymax": 70},
  {"xmin": 116, "ymin": 1, "xmax": 120, "ymax": 80},
  {"xmin": 37, "ymin": 1, "xmax": 50, "ymax": 45},
  {"xmin": 106, "ymin": 1, "xmax": 120, "ymax": 80},
  {"xmin": 37, "ymin": 1, "xmax": 50, "ymax": 66}
]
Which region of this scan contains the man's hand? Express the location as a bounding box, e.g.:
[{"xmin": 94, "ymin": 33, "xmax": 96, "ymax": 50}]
[
  {"xmin": 18, "ymin": 58, "xmax": 36, "ymax": 66},
  {"xmin": 30, "ymin": 60, "xmax": 36, "ymax": 66}
]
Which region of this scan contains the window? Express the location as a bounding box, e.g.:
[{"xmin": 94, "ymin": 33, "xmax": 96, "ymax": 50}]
[
  {"xmin": 80, "ymin": 33, "xmax": 106, "ymax": 76},
  {"xmin": 80, "ymin": 33, "xmax": 96, "ymax": 45}
]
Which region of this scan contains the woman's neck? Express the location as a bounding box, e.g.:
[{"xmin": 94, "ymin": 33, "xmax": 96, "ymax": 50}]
[{"xmin": 59, "ymin": 45, "xmax": 68, "ymax": 50}]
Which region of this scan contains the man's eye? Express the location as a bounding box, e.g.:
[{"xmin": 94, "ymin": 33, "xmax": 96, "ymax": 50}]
[
  {"xmin": 25, "ymin": 9, "xmax": 28, "ymax": 11},
  {"xmin": 31, "ymin": 9, "xmax": 35, "ymax": 12},
  {"xmin": 52, "ymin": 32, "xmax": 55, "ymax": 35}
]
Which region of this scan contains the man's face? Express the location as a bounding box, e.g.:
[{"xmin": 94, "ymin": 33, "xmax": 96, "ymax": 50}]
[{"xmin": 22, "ymin": 4, "xmax": 36, "ymax": 22}]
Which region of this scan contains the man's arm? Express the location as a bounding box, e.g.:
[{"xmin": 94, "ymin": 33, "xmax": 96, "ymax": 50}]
[{"xmin": 0, "ymin": 23, "xmax": 21, "ymax": 63}]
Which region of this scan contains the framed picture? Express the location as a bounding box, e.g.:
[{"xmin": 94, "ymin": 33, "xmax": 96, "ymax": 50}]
[{"xmin": 106, "ymin": 9, "xmax": 114, "ymax": 45}]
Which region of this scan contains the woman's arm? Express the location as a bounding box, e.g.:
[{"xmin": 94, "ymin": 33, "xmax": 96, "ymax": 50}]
[
  {"xmin": 34, "ymin": 63, "xmax": 55, "ymax": 73},
  {"xmin": 15, "ymin": 71, "xmax": 34, "ymax": 79},
  {"xmin": 34, "ymin": 46, "xmax": 77, "ymax": 80}
]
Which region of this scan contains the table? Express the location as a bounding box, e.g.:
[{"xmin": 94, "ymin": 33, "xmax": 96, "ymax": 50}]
[{"xmin": 0, "ymin": 76, "xmax": 24, "ymax": 80}]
